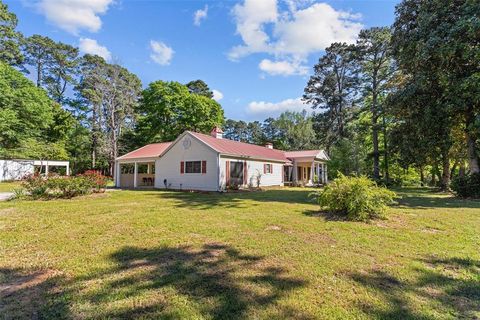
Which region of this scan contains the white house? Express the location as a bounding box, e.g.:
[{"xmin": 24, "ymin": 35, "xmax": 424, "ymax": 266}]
[{"xmin": 114, "ymin": 127, "xmax": 329, "ymax": 191}]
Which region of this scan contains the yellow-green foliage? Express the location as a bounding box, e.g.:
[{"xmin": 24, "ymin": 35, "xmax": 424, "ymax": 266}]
[{"xmin": 316, "ymin": 173, "xmax": 396, "ymax": 221}]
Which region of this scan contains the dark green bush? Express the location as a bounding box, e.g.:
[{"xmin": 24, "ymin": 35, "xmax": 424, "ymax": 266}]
[
  {"xmin": 313, "ymin": 173, "xmax": 396, "ymax": 221},
  {"xmin": 451, "ymin": 173, "xmax": 480, "ymax": 198}
]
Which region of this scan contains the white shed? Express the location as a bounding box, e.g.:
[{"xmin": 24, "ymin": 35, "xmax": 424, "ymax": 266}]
[{"xmin": 0, "ymin": 159, "xmax": 70, "ymax": 182}]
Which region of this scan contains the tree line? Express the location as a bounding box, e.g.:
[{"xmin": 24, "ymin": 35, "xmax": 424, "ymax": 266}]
[
  {"xmin": 301, "ymin": 0, "xmax": 479, "ymax": 190},
  {"xmin": 0, "ymin": 0, "xmax": 479, "ymax": 190},
  {"xmin": 0, "ymin": 1, "xmax": 223, "ymax": 174}
]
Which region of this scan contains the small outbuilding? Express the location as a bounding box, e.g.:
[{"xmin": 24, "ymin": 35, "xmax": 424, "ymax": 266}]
[{"xmin": 0, "ymin": 159, "xmax": 70, "ymax": 182}]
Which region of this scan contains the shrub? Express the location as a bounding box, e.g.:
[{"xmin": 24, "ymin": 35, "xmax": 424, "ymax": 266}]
[
  {"xmin": 314, "ymin": 173, "xmax": 396, "ymax": 221},
  {"xmin": 46, "ymin": 176, "xmax": 92, "ymax": 198},
  {"xmin": 451, "ymin": 173, "xmax": 480, "ymax": 198},
  {"xmin": 79, "ymin": 170, "xmax": 108, "ymax": 192},
  {"xmin": 19, "ymin": 171, "xmax": 109, "ymax": 199},
  {"xmin": 22, "ymin": 174, "xmax": 49, "ymax": 199}
]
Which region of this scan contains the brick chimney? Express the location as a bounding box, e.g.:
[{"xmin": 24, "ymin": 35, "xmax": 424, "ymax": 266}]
[
  {"xmin": 265, "ymin": 142, "xmax": 273, "ymax": 149},
  {"xmin": 210, "ymin": 126, "xmax": 223, "ymax": 139}
]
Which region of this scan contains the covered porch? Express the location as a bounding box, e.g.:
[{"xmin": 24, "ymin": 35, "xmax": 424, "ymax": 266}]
[
  {"xmin": 114, "ymin": 160, "xmax": 156, "ymax": 189},
  {"xmin": 283, "ymin": 150, "xmax": 329, "ymax": 187},
  {"xmin": 284, "ymin": 161, "xmax": 328, "ymax": 186}
]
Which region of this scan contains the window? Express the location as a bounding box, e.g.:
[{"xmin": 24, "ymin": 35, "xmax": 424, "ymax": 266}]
[
  {"xmin": 185, "ymin": 161, "xmax": 202, "ymax": 173},
  {"xmin": 181, "ymin": 161, "xmax": 206, "ymax": 174},
  {"xmin": 264, "ymin": 163, "xmax": 273, "ymax": 174}
]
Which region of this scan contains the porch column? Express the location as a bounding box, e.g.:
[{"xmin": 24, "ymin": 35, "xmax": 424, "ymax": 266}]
[
  {"xmin": 316, "ymin": 162, "xmax": 320, "ymax": 184},
  {"xmin": 147, "ymin": 163, "xmax": 151, "ymax": 174},
  {"xmin": 310, "ymin": 160, "xmax": 315, "ymax": 185},
  {"xmin": 321, "ymin": 163, "xmax": 325, "ymax": 184},
  {"xmin": 114, "ymin": 161, "xmax": 119, "ymax": 187},
  {"xmin": 66, "ymin": 162, "xmax": 70, "ymax": 176},
  {"xmin": 293, "ymin": 161, "xmax": 298, "ymax": 183},
  {"xmin": 133, "ymin": 162, "xmax": 138, "ymax": 188},
  {"xmin": 45, "ymin": 162, "xmax": 49, "ymax": 176},
  {"xmin": 324, "ymin": 164, "xmax": 328, "ymax": 183}
]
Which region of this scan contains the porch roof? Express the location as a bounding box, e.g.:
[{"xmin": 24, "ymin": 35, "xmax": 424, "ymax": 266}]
[
  {"xmin": 116, "ymin": 142, "xmax": 172, "ymax": 161},
  {"xmin": 284, "ymin": 150, "xmax": 330, "ymax": 161}
]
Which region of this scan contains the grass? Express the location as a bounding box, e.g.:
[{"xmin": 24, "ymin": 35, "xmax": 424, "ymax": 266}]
[
  {"xmin": 0, "ymin": 181, "xmax": 20, "ymax": 192},
  {"xmin": 0, "ymin": 186, "xmax": 479, "ymax": 319}
]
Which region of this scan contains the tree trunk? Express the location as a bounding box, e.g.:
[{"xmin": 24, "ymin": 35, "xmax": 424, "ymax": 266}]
[
  {"xmin": 372, "ymin": 91, "xmax": 380, "ymax": 181},
  {"xmin": 36, "ymin": 62, "xmax": 42, "ymax": 87},
  {"xmin": 440, "ymin": 151, "xmax": 450, "ymax": 191},
  {"xmin": 91, "ymin": 104, "xmax": 98, "ymax": 169},
  {"xmin": 465, "ymin": 106, "xmax": 480, "ymax": 173},
  {"xmin": 430, "ymin": 166, "xmax": 437, "ymax": 186},
  {"xmin": 382, "ymin": 113, "xmax": 389, "ymax": 183},
  {"xmin": 459, "ymin": 163, "xmax": 466, "ymax": 177},
  {"xmin": 450, "ymin": 160, "xmax": 459, "ymax": 179},
  {"xmin": 420, "ymin": 166, "xmax": 425, "ymax": 186}
]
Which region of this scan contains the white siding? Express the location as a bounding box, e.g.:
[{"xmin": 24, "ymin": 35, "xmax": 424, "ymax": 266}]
[
  {"xmin": 155, "ymin": 133, "xmax": 219, "ymax": 191},
  {"xmin": 0, "ymin": 160, "xmax": 34, "ymax": 181},
  {"xmin": 219, "ymin": 156, "xmax": 284, "ymax": 190}
]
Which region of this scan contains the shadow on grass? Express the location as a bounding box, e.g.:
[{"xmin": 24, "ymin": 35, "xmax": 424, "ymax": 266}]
[
  {"xmin": 349, "ymin": 256, "xmax": 480, "ymax": 319},
  {"xmin": 393, "ymin": 188, "xmax": 480, "ymax": 209},
  {"xmin": 0, "ymin": 268, "xmax": 70, "ymax": 319},
  {"xmin": 1, "ymin": 244, "xmax": 311, "ymax": 319},
  {"xmin": 303, "ymin": 209, "xmax": 349, "ymax": 221},
  {"xmin": 142, "ymin": 188, "xmax": 315, "ymax": 210}
]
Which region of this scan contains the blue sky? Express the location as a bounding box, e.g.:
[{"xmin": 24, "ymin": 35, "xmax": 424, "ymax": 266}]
[{"xmin": 7, "ymin": 0, "xmax": 399, "ymax": 121}]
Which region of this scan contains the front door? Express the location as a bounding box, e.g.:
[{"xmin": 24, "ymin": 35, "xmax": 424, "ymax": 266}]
[{"xmin": 229, "ymin": 162, "xmax": 244, "ymax": 186}]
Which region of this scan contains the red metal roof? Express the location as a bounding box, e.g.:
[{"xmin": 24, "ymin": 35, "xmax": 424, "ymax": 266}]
[
  {"xmin": 117, "ymin": 132, "xmax": 328, "ymax": 163},
  {"xmin": 190, "ymin": 132, "xmax": 289, "ymax": 162},
  {"xmin": 117, "ymin": 142, "xmax": 172, "ymax": 160}
]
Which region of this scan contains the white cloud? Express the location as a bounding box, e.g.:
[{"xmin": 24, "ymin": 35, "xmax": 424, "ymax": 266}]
[
  {"xmin": 247, "ymin": 97, "xmax": 310, "ymax": 117},
  {"xmin": 229, "ymin": 0, "xmax": 278, "ymax": 61},
  {"xmin": 194, "ymin": 5, "xmax": 208, "ymax": 26},
  {"xmin": 35, "ymin": 0, "xmax": 114, "ymax": 35},
  {"xmin": 212, "ymin": 89, "xmax": 223, "ymax": 101},
  {"xmin": 230, "ymin": 0, "xmax": 363, "ymax": 76},
  {"xmin": 79, "ymin": 38, "xmax": 111, "ymax": 61},
  {"xmin": 149, "ymin": 40, "xmax": 174, "ymax": 66},
  {"xmin": 259, "ymin": 58, "xmax": 308, "ymax": 76}
]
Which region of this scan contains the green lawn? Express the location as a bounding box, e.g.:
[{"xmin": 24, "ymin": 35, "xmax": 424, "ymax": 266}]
[
  {"xmin": 0, "ymin": 187, "xmax": 479, "ymax": 319},
  {"xmin": 0, "ymin": 181, "xmax": 20, "ymax": 192}
]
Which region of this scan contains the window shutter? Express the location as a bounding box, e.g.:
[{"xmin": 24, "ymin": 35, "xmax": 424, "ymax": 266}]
[
  {"xmin": 180, "ymin": 161, "xmax": 184, "ymax": 174},
  {"xmin": 202, "ymin": 160, "xmax": 207, "ymax": 174},
  {"xmin": 243, "ymin": 161, "xmax": 247, "ymax": 185},
  {"xmin": 226, "ymin": 161, "xmax": 230, "ymax": 186},
  {"xmin": 263, "ymin": 164, "xmax": 266, "ymax": 174},
  {"xmin": 271, "ymin": 164, "xmax": 273, "ymax": 174}
]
